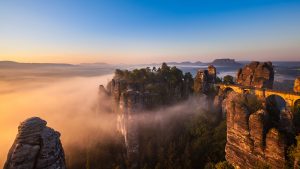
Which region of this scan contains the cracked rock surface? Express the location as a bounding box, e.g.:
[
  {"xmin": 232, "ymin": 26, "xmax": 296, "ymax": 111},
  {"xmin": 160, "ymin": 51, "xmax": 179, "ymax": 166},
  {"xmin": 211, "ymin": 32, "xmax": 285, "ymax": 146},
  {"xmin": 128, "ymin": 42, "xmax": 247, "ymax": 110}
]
[{"xmin": 4, "ymin": 117, "xmax": 66, "ymax": 169}]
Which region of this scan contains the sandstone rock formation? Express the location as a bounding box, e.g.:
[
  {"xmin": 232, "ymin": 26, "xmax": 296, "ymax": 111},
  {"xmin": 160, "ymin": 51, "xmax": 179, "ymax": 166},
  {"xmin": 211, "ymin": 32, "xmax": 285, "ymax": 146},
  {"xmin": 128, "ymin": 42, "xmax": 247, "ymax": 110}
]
[
  {"xmin": 118, "ymin": 90, "xmax": 144, "ymax": 168},
  {"xmin": 102, "ymin": 64, "xmax": 194, "ymax": 168},
  {"xmin": 265, "ymin": 128, "xmax": 286, "ymax": 169},
  {"xmin": 295, "ymin": 77, "xmax": 300, "ymax": 93},
  {"xmin": 208, "ymin": 65, "xmax": 217, "ymax": 83},
  {"xmin": 4, "ymin": 117, "xmax": 66, "ymax": 169},
  {"xmin": 225, "ymin": 92, "xmax": 287, "ymax": 169},
  {"xmin": 236, "ymin": 61, "xmax": 274, "ymax": 89},
  {"xmin": 194, "ymin": 65, "xmax": 217, "ymax": 94}
]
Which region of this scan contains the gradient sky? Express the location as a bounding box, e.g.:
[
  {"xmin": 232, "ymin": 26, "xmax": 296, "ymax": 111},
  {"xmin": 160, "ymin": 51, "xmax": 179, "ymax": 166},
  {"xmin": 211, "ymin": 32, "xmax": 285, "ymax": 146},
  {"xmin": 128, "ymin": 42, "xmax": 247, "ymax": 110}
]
[{"xmin": 0, "ymin": 0, "xmax": 300, "ymax": 64}]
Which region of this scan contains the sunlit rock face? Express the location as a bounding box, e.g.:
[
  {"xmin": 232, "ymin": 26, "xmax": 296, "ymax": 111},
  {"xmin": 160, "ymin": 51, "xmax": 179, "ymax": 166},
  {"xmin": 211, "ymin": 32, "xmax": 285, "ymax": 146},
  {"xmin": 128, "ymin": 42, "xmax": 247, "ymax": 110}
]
[
  {"xmin": 236, "ymin": 61, "xmax": 274, "ymax": 89},
  {"xmin": 225, "ymin": 92, "xmax": 287, "ymax": 169},
  {"xmin": 294, "ymin": 77, "xmax": 300, "ymax": 93},
  {"xmin": 102, "ymin": 64, "xmax": 194, "ymax": 168},
  {"xmin": 4, "ymin": 117, "xmax": 66, "ymax": 169},
  {"xmin": 194, "ymin": 65, "xmax": 217, "ymax": 94},
  {"xmin": 265, "ymin": 128, "xmax": 286, "ymax": 169},
  {"xmin": 207, "ymin": 65, "xmax": 217, "ymax": 83}
]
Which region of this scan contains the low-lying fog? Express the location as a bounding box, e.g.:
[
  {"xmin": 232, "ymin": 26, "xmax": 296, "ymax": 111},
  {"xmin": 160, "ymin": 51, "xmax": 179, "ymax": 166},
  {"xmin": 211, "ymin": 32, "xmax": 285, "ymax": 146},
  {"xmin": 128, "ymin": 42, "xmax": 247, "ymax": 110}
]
[
  {"xmin": 0, "ymin": 62, "xmax": 298, "ymax": 167},
  {"xmin": 0, "ymin": 71, "xmax": 114, "ymax": 167},
  {"xmin": 0, "ymin": 65, "xmax": 212, "ymax": 168}
]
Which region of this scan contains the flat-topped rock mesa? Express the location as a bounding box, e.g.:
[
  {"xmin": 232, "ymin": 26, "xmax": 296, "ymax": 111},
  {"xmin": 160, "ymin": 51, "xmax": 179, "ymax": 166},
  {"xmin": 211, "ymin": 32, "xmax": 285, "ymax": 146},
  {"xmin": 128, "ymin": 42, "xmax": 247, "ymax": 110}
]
[
  {"xmin": 211, "ymin": 58, "xmax": 242, "ymax": 66},
  {"xmin": 4, "ymin": 117, "xmax": 66, "ymax": 169},
  {"xmin": 237, "ymin": 61, "xmax": 274, "ymax": 88}
]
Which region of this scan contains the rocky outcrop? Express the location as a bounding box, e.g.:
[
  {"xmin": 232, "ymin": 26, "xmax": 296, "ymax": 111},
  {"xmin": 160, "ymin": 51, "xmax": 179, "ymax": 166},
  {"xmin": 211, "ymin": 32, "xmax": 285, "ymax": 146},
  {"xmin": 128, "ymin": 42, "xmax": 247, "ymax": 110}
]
[
  {"xmin": 236, "ymin": 61, "xmax": 274, "ymax": 89},
  {"xmin": 225, "ymin": 92, "xmax": 287, "ymax": 169},
  {"xmin": 208, "ymin": 65, "xmax": 217, "ymax": 83},
  {"xmin": 118, "ymin": 90, "xmax": 144, "ymax": 168},
  {"xmin": 249, "ymin": 109, "xmax": 267, "ymax": 155},
  {"xmin": 102, "ymin": 64, "xmax": 194, "ymax": 168},
  {"xmin": 194, "ymin": 65, "xmax": 217, "ymax": 94},
  {"xmin": 4, "ymin": 117, "xmax": 66, "ymax": 169},
  {"xmin": 265, "ymin": 128, "xmax": 286, "ymax": 169},
  {"xmin": 294, "ymin": 77, "xmax": 300, "ymax": 93}
]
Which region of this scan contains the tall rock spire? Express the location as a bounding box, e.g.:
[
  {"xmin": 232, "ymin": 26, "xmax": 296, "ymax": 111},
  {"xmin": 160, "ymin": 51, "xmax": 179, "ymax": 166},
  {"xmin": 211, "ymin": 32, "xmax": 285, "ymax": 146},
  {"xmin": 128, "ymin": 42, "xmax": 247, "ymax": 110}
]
[{"xmin": 4, "ymin": 117, "xmax": 66, "ymax": 169}]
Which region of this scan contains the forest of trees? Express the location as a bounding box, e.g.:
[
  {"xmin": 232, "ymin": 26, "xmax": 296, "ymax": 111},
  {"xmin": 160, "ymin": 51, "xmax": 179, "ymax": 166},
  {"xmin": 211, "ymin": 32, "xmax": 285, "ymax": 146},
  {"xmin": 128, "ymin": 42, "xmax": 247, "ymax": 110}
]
[
  {"xmin": 65, "ymin": 108, "xmax": 230, "ymax": 169},
  {"xmin": 64, "ymin": 63, "xmax": 300, "ymax": 169},
  {"xmin": 66, "ymin": 64, "xmax": 233, "ymax": 169}
]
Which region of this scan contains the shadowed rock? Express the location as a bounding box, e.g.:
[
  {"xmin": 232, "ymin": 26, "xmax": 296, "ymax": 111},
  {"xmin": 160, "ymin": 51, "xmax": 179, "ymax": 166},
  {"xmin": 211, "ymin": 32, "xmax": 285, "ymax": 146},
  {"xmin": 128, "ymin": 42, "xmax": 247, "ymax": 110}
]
[
  {"xmin": 237, "ymin": 61, "xmax": 274, "ymax": 89},
  {"xmin": 225, "ymin": 92, "xmax": 287, "ymax": 169},
  {"xmin": 104, "ymin": 64, "xmax": 194, "ymax": 168},
  {"xmin": 4, "ymin": 117, "xmax": 66, "ymax": 169},
  {"xmin": 194, "ymin": 65, "xmax": 217, "ymax": 94}
]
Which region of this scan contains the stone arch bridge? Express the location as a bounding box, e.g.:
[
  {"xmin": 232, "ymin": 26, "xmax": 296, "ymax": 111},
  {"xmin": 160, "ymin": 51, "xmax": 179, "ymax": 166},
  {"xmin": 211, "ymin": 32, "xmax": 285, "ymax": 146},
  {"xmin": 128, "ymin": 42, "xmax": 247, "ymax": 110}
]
[{"xmin": 217, "ymin": 84, "xmax": 300, "ymax": 109}]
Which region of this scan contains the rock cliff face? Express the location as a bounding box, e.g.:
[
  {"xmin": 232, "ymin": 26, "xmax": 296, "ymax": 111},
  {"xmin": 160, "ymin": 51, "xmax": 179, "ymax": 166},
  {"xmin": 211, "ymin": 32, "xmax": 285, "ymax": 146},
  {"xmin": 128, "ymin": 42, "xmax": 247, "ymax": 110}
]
[
  {"xmin": 4, "ymin": 117, "xmax": 66, "ymax": 169},
  {"xmin": 194, "ymin": 65, "xmax": 217, "ymax": 94},
  {"xmin": 224, "ymin": 92, "xmax": 288, "ymax": 169},
  {"xmin": 101, "ymin": 63, "xmax": 194, "ymax": 168},
  {"xmin": 236, "ymin": 61, "xmax": 274, "ymax": 89},
  {"xmin": 294, "ymin": 77, "xmax": 300, "ymax": 93}
]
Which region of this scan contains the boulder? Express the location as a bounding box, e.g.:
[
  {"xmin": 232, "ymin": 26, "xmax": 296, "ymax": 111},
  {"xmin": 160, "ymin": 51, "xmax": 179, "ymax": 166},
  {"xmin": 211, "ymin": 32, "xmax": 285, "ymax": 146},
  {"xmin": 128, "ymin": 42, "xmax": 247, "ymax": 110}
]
[{"xmin": 4, "ymin": 117, "xmax": 66, "ymax": 169}]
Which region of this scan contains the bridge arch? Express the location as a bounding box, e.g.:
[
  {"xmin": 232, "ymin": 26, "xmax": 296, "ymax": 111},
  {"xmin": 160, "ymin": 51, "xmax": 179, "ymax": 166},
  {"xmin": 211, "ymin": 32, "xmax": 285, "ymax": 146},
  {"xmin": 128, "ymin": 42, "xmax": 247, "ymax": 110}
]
[
  {"xmin": 266, "ymin": 94, "xmax": 287, "ymax": 111},
  {"xmin": 294, "ymin": 99, "xmax": 300, "ymax": 110},
  {"xmin": 219, "ymin": 85, "xmax": 244, "ymax": 94},
  {"xmin": 266, "ymin": 94, "xmax": 287, "ymax": 126}
]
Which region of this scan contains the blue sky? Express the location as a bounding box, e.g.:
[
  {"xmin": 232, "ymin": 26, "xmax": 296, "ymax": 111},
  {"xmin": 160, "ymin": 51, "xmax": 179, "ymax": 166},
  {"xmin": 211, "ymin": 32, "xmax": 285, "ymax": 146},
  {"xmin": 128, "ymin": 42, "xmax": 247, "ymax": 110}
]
[{"xmin": 0, "ymin": 0, "xmax": 300, "ymax": 63}]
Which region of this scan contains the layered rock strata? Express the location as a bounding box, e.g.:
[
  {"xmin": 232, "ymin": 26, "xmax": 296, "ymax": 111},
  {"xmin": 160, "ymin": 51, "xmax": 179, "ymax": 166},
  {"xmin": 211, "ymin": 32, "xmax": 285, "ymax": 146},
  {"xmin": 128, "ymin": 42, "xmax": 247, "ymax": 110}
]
[
  {"xmin": 236, "ymin": 61, "xmax": 274, "ymax": 89},
  {"xmin": 194, "ymin": 65, "xmax": 217, "ymax": 94},
  {"xmin": 101, "ymin": 65, "xmax": 194, "ymax": 168},
  {"xmin": 225, "ymin": 92, "xmax": 287, "ymax": 169},
  {"xmin": 4, "ymin": 117, "xmax": 66, "ymax": 169}
]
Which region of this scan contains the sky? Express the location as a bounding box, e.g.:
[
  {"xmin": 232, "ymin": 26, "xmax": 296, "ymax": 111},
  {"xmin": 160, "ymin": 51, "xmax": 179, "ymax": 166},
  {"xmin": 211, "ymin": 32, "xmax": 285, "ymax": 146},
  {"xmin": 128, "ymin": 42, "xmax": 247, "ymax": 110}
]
[{"xmin": 0, "ymin": 0, "xmax": 300, "ymax": 64}]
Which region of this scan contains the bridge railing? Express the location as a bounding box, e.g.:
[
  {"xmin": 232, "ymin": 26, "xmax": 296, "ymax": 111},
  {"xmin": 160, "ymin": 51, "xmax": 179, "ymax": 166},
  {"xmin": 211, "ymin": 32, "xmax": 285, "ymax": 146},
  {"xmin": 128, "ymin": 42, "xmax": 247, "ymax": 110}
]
[{"xmin": 215, "ymin": 83, "xmax": 300, "ymax": 96}]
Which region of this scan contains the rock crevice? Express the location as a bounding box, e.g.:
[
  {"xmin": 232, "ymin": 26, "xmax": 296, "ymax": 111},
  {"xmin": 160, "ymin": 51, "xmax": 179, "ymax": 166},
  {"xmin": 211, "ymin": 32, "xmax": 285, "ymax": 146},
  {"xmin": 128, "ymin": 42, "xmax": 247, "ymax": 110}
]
[
  {"xmin": 225, "ymin": 92, "xmax": 287, "ymax": 168},
  {"xmin": 4, "ymin": 117, "xmax": 66, "ymax": 169}
]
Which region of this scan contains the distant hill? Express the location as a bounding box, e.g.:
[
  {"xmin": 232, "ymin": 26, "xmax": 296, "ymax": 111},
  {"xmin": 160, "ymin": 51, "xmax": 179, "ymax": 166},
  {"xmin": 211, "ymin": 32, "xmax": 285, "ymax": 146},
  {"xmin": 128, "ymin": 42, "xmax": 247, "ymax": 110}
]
[
  {"xmin": 0, "ymin": 61, "xmax": 75, "ymax": 69},
  {"xmin": 211, "ymin": 59, "xmax": 242, "ymax": 66},
  {"xmin": 0, "ymin": 61, "xmax": 115, "ymax": 79},
  {"xmin": 79, "ymin": 62, "xmax": 109, "ymax": 67},
  {"xmin": 166, "ymin": 61, "xmax": 204, "ymax": 66}
]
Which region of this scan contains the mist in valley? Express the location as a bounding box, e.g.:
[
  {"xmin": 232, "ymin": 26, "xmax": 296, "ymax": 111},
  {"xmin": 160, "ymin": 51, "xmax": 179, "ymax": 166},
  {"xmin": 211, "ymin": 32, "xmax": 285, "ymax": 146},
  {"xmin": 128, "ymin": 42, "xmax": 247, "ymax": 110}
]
[
  {"xmin": 0, "ymin": 67, "xmax": 218, "ymax": 168},
  {"xmin": 0, "ymin": 71, "xmax": 116, "ymax": 167}
]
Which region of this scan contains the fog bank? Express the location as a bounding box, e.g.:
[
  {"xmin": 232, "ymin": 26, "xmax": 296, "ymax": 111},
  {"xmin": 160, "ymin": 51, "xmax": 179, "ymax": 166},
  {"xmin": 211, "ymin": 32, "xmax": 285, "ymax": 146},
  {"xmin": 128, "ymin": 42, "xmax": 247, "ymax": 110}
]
[
  {"xmin": 0, "ymin": 70, "xmax": 212, "ymax": 168},
  {"xmin": 0, "ymin": 74, "xmax": 114, "ymax": 167}
]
